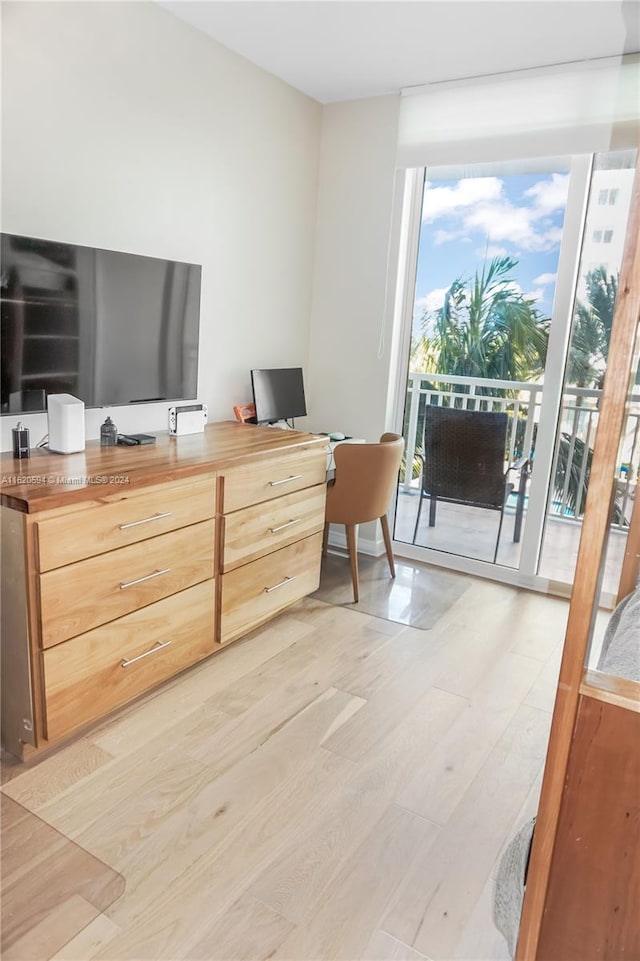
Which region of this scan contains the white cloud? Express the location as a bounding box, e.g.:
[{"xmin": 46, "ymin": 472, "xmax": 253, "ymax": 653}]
[
  {"xmin": 524, "ymin": 288, "xmax": 545, "ymax": 304},
  {"xmin": 433, "ymin": 228, "xmax": 463, "ymax": 246},
  {"xmin": 466, "ymin": 202, "xmax": 531, "ymax": 243},
  {"xmin": 422, "ymin": 177, "xmax": 503, "ymax": 222},
  {"xmin": 465, "ymin": 201, "xmax": 563, "ymax": 252},
  {"xmin": 476, "ymin": 244, "xmax": 509, "ymax": 259},
  {"xmin": 533, "ymin": 272, "xmax": 557, "ymax": 286},
  {"xmin": 415, "ymin": 287, "xmax": 448, "ymax": 314},
  {"xmin": 524, "ymin": 174, "xmax": 570, "ymax": 215},
  {"xmin": 422, "ymin": 174, "xmax": 568, "ymax": 254},
  {"xmin": 535, "ymin": 226, "xmax": 564, "ymax": 250}
]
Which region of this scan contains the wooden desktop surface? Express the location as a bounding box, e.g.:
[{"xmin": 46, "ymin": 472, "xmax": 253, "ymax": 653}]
[{"xmin": 0, "ymin": 421, "xmax": 327, "ymax": 513}]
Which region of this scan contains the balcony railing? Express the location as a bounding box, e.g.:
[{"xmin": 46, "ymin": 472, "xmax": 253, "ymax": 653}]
[{"xmin": 403, "ymin": 371, "xmax": 639, "ymax": 531}]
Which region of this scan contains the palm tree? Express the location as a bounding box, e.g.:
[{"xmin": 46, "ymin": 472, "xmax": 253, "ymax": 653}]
[
  {"xmin": 556, "ymin": 267, "xmax": 624, "ymax": 519},
  {"xmin": 565, "ymin": 265, "xmax": 637, "ymax": 387},
  {"xmin": 421, "ymin": 255, "xmax": 550, "ymax": 384},
  {"xmin": 406, "ymin": 257, "xmax": 549, "ymax": 475},
  {"xmin": 566, "ymin": 266, "xmax": 618, "ymax": 389},
  {"xmin": 411, "ymin": 259, "xmax": 628, "ymax": 522}
]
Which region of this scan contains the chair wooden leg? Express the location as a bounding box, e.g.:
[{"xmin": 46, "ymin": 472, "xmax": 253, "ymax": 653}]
[
  {"xmin": 345, "ymin": 524, "xmax": 359, "ymax": 603},
  {"xmin": 380, "ymin": 513, "xmax": 396, "ymax": 578},
  {"xmin": 322, "ymin": 522, "xmax": 329, "ymax": 556}
]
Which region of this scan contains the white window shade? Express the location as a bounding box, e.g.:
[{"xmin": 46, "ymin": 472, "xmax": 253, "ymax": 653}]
[{"xmin": 397, "ymin": 56, "xmax": 640, "ymax": 168}]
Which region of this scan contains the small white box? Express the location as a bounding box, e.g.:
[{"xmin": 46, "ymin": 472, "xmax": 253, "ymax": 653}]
[
  {"xmin": 47, "ymin": 394, "xmax": 85, "ymax": 454},
  {"xmin": 168, "ymin": 404, "xmax": 208, "ymax": 436}
]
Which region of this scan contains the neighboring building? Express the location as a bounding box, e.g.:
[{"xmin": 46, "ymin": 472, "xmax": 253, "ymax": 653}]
[{"xmin": 578, "ymin": 164, "xmax": 636, "ymax": 297}]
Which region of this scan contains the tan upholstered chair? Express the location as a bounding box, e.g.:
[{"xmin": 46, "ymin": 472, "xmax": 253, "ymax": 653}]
[{"xmin": 323, "ymin": 432, "xmax": 404, "ymax": 602}]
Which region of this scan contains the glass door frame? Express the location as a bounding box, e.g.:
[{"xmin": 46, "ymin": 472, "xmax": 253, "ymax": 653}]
[{"xmin": 389, "ymin": 155, "xmax": 597, "ymax": 595}]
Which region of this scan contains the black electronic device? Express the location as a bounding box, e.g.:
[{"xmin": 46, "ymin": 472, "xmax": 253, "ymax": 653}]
[
  {"xmin": 117, "ymin": 433, "xmax": 156, "ymax": 446},
  {"xmin": 250, "ymin": 367, "xmax": 307, "ymax": 425},
  {"xmin": 1, "ymin": 233, "xmax": 201, "ymax": 415}
]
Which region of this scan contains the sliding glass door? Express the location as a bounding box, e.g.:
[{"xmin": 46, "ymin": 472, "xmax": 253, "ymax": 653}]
[
  {"xmin": 537, "ymin": 149, "xmax": 638, "ymax": 595},
  {"xmin": 393, "ymin": 150, "xmax": 637, "ymax": 593}
]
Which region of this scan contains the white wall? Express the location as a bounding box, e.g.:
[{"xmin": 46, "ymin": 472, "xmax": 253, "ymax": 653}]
[
  {"xmin": 1, "ymin": 1, "xmax": 321, "ymax": 449},
  {"xmin": 305, "ymin": 95, "xmax": 401, "ymax": 443},
  {"xmin": 305, "ymin": 94, "xmax": 401, "ymax": 553}
]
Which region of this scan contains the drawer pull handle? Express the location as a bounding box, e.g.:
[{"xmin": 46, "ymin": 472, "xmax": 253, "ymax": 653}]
[
  {"xmin": 121, "ymin": 639, "xmax": 172, "ymax": 668},
  {"xmin": 269, "ymin": 474, "xmax": 303, "ymax": 487},
  {"xmin": 269, "ymin": 518, "xmax": 301, "ymax": 534},
  {"xmin": 265, "ymin": 575, "xmax": 296, "ymax": 594},
  {"xmin": 119, "ymin": 511, "xmax": 172, "ymax": 530},
  {"xmin": 120, "ymin": 568, "xmax": 171, "ymax": 590}
]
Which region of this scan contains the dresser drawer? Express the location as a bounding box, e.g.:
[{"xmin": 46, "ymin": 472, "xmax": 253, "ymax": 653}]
[
  {"xmin": 221, "ymin": 446, "xmax": 326, "ymax": 514},
  {"xmin": 220, "ymin": 532, "xmax": 322, "ymax": 644},
  {"xmin": 42, "ymin": 581, "xmax": 217, "ymax": 740},
  {"xmin": 222, "ymin": 484, "xmax": 326, "ymax": 573},
  {"xmin": 37, "ymin": 474, "xmax": 216, "ymax": 572},
  {"xmin": 39, "ymin": 520, "xmax": 215, "ymax": 648}
]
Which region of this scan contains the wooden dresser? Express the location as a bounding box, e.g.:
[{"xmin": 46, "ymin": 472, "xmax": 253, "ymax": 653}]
[{"xmin": 0, "ymin": 422, "xmax": 328, "ymax": 760}]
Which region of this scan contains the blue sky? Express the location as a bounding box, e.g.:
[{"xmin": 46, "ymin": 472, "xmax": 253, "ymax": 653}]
[{"xmin": 413, "ymin": 170, "xmax": 570, "ymax": 337}]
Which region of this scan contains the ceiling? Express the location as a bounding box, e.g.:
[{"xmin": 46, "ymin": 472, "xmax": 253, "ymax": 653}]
[{"xmin": 160, "ymin": 1, "xmax": 640, "ymax": 103}]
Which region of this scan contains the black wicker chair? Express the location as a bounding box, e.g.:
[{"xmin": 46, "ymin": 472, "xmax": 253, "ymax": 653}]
[{"xmin": 412, "ymin": 405, "xmax": 529, "ymax": 562}]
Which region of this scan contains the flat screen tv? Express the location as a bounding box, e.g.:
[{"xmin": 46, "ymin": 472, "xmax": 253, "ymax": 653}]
[
  {"xmin": 251, "ymin": 367, "xmax": 307, "ymax": 425},
  {"xmin": 0, "ymin": 233, "xmax": 201, "ymax": 414}
]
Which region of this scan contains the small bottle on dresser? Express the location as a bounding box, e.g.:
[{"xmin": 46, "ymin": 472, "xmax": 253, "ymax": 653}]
[{"xmin": 100, "ymin": 416, "xmax": 118, "ymax": 447}]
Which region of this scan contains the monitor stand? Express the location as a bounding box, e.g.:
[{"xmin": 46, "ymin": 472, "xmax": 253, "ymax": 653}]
[{"xmin": 266, "ymin": 420, "xmax": 294, "ymax": 430}]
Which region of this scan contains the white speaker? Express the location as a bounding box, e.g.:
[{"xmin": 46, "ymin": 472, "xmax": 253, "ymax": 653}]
[{"xmin": 47, "ymin": 394, "xmax": 85, "ymax": 454}]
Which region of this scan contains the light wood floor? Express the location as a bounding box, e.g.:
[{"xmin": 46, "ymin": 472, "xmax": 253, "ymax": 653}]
[{"xmin": 0, "ymin": 573, "xmax": 569, "ymax": 961}]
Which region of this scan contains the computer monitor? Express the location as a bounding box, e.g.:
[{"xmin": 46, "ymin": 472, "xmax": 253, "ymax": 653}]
[{"xmin": 251, "ymin": 367, "xmax": 307, "ymax": 425}]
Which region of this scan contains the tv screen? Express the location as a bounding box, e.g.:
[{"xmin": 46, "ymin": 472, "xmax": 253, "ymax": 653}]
[
  {"xmin": 0, "ymin": 233, "xmax": 201, "ymax": 414},
  {"xmin": 251, "ymin": 367, "xmax": 307, "ymax": 424}
]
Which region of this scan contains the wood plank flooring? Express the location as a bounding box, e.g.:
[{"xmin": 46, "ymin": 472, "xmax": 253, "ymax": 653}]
[
  {"xmin": 0, "ymin": 796, "xmax": 124, "ymax": 961},
  {"xmin": 0, "ymin": 575, "xmax": 569, "ymax": 961}
]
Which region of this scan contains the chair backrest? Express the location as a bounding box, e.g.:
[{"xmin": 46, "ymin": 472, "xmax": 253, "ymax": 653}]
[
  {"xmin": 423, "ymin": 406, "xmax": 508, "ymax": 510},
  {"xmin": 327, "ymin": 433, "xmax": 404, "ymax": 525},
  {"xmin": 233, "ymin": 403, "xmax": 257, "ymax": 424}
]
